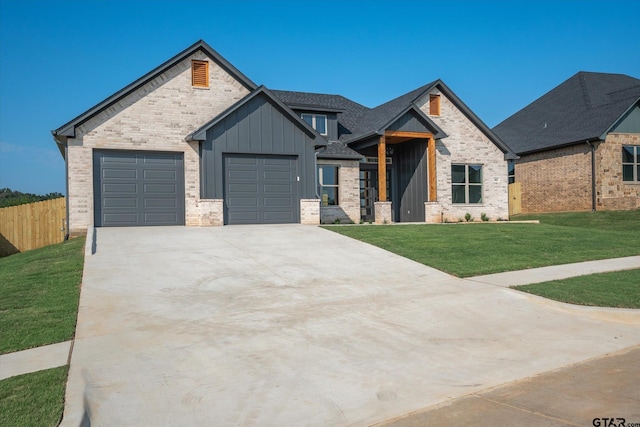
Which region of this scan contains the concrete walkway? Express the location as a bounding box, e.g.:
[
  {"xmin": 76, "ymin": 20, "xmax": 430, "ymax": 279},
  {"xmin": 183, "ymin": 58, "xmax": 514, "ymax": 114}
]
[
  {"xmin": 56, "ymin": 225, "xmax": 640, "ymax": 426},
  {"xmin": 469, "ymin": 255, "xmax": 640, "ymax": 287},
  {"xmin": 0, "ymin": 341, "xmax": 72, "ymax": 380},
  {"xmin": 380, "ymin": 345, "xmax": 640, "ymax": 426}
]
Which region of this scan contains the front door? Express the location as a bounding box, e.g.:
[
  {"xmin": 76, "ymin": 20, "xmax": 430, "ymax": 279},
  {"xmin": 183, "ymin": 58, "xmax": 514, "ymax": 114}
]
[{"xmin": 359, "ymin": 166, "xmax": 392, "ymax": 222}]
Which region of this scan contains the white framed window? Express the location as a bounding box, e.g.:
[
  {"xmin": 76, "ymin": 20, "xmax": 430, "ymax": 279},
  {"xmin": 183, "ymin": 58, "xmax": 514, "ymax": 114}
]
[
  {"xmin": 318, "ymin": 165, "xmax": 338, "ymax": 206},
  {"xmin": 302, "ymin": 114, "xmax": 327, "ymax": 136},
  {"xmin": 508, "ymin": 161, "xmax": 515, "ymax": 184},
  {"xmin": 622, "ymin": 146, "xmax": 639, "ymax": 182},
  {"xmin": 452, "ymin": 164, "xmax": 483, "ymax": 204}
]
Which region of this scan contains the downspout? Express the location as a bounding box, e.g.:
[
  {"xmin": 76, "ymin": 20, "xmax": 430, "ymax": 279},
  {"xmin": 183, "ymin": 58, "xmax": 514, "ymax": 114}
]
[
  {"xmin": 65, "ymin": 143, "xmax": 70, "ymax": 239},
  {"xmin": 587, "ymin": 140, "xmax": 596, "ymax": 211}
]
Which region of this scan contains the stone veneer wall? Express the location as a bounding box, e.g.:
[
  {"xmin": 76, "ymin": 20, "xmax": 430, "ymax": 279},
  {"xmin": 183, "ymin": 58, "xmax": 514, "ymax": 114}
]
[
  {"xmin": 597, "ymin": 133, "xmax": 640, "ymax": 210},
  {"xmin": 300, "ymin": 199, "xmax": 321, "ymax": 224},
  {"xmin": 415, "ymin": 90, "xmax": 509, "ymax": 221},
  {"xmin": 514, "ymin": 144, "xmax": 593, "ymax": 213},
  {"xmin": 317, "ymin": 158, "xmax": 360, "ymax": 224},
  {"xmin": 66, "ymin": 50, "xmax": 250, "ymax": 235}
]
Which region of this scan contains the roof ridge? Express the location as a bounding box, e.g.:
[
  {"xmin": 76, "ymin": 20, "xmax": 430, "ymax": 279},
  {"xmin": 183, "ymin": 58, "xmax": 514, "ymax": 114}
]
[{"xmin": 579, "ymin": 73, "xmax": 593, "ymax": 110}]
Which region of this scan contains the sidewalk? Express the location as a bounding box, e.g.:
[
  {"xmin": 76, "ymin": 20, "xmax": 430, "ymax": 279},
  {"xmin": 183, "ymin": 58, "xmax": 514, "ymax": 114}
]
[
  {"xmin": 468, "ymin": 255, "xmax": 640, "ymax": 287},
  {"xmin": 378, "ymin": 345, "xmax": 640, "ymax": 426},
  {"xmin": 0, "ymin": 341, "xmax": 72, "ymax": 380}
]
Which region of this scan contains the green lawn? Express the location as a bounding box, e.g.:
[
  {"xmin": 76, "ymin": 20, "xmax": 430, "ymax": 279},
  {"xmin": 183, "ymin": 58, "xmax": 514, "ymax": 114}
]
[
  {"xmin": 0, "ymin": 237, "xmax": 85, "ymax": 354},
  {"xmin": 513, "ymin": 268, "xmax": 640, "ymax": 308},
  {"xmin": 323, "ymin": 210, "xmax": 640, "ymax": 277},
  {"xmin": 0, "ymin": 367, "xmax": 68, "ymax": 427}
]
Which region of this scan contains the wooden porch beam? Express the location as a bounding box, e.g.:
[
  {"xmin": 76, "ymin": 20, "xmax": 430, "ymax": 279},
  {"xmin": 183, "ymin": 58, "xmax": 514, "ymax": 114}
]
[
  {"xmin": 428, "ymin": 136, "xmax": 437, "ymax": 202},
  {"xmin": 378, "ymin": 135, "xmax": 387, "ymax": 202},
  {"xmin": 384, "ymin": 130, "xmax": 433, "ymax": 139}
]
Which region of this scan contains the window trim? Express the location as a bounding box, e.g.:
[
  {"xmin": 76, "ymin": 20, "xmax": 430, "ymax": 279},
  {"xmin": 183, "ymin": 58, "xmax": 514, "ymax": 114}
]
[
  {"xmin": 429, "ymin": 94, "xmax": 441, "ymax": 116},
  {"xmin": 191, "ymin": 60, "xmax": 209, "ymax": 88},
  {"xmin": 622, "ymin": 145, "xmax": 639, "ymax": 183},
  {"xmin": 318, "ymin": 164, "xmax": 339, "ymax": 206},
  {"xmin": 451, "ymin": 163, "xmax": 483, "ymax": 204},
  {"xmin": 302, "ymin": 113, "xmax": 328, "ymax": 136}
]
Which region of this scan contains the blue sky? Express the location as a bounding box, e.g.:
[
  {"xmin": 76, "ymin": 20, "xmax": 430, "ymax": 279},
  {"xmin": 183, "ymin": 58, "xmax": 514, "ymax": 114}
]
[{"xmin": 0, "ymin": 0, "xmax": 638, "ymax": 194}]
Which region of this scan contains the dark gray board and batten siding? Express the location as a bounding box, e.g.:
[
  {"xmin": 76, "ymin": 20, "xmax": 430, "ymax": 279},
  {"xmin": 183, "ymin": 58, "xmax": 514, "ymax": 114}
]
[
  {"xmin": 395, "ymin": 140, "xmax": 428, "ymax": 222},
  {"xmin": 387, "ymin": 110, "xmax": 433, "ymax": 134},
  {"xmin": 200, "ymin": 92, "xmax": 319, "ymax": 223}
]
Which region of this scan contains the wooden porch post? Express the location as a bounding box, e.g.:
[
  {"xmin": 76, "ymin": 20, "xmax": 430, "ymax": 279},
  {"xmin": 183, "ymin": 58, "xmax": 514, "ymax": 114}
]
[
  {"xmin": 428, "ymin": 136, "xmax": 437, "ymax": 201},
  {"xmin": 378, "ymin": 135, "xmax": 387, "ymax": 201}
]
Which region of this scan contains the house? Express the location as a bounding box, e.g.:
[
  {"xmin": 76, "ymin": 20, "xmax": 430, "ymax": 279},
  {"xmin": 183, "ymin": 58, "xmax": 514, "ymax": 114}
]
[
  {"xmin": 493, "ymin": 72, "xmax": 640, "ymax": 214},
  {"xmin": 52, "ymin": 40, "xmax": 515, "ymax": 235}
]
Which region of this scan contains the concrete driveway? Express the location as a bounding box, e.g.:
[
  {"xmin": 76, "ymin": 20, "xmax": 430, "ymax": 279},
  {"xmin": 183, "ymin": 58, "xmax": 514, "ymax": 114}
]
[{"xmin": 62, "ymin": 225, "xmax": 640, "ymax": 426}]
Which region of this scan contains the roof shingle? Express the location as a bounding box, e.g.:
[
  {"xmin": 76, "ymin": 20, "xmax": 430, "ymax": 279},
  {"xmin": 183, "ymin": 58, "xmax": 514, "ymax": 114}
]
[{"xmin": 493, "ymin": 72, "xmax": 640, "ymax": 155}]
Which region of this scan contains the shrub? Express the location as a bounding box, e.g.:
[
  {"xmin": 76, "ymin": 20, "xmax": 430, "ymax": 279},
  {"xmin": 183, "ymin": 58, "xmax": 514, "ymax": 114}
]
[
  {"xmin": 465, "ymin": 213, "xmax": 473, "ymax": 222},
  {"xmin": 481, "ymin": 213, "xmax": 489, "ymax": 222}
]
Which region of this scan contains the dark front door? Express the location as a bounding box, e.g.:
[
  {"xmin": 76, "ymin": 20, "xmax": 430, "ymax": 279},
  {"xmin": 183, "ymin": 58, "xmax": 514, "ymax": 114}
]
[
  {"xmin": 396, "ymin": 140, "xmax": 427, "ymax": 222},
  {"xmin": 224, "ymin": 154, "xmax": 299, "ymax": 225}
]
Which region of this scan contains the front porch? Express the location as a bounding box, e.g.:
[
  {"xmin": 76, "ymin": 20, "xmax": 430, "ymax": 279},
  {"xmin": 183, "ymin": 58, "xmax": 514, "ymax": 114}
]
[{"xmin": 356, "ymin": 130, "xmax": 438, "ymax": 223}]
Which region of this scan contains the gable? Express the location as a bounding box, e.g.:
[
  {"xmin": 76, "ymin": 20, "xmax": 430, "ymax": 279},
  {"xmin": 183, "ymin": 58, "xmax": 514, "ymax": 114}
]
[
  {"xmin": 387, "ymin": 109, "xmax": 434, "ymax": 134},
  {"xmin": 52, "ymin": 40, "xmax": 257, "ymax": 149},
  {"xmin": 610, "ymin": 103, "xmax": 640, "ymax": 134}
]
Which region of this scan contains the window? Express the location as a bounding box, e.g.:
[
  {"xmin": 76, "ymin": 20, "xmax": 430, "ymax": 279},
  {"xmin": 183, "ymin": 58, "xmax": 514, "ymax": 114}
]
[
  {"xmin": 452, "ymin": 164, "xmax": 483, "ymax": 204},
  {"xmin": 508, "ymin": 161, "xmax": 515, "ymax": 184},
  {"xmin": 622, "ymin": 146, "xmax": 640, "ymax": 182},
  {"xmin": 429, "ymin": 94, "xmax": 441, "ymax": 116},
  {"xmin": 318, "ymin": 165, "xmax": 339, "ymax": 206},
  {"xmin": 191, "ymin": 60, "xmax": 209, "ymax": 87},
  {"xmin": 302, "ymin": 114, "xmax": 327, "ymax": 135}
]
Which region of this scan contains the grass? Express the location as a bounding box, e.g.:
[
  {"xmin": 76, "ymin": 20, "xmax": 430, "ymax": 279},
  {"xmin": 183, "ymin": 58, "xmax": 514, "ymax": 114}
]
[
  {"xmin": 513, "ymin": 269, "xmax": 640, "ymax": 308},
  {"xmin": 0, "ymin": 367, "xmax": 68, "ymax": 427},
  {"xmin": 0, "ymin": 237, "xmax": 85, "ymax": 355},
  {"xmin": 323, "ymin": 210, "xmax": 640, "ymax": 277}
]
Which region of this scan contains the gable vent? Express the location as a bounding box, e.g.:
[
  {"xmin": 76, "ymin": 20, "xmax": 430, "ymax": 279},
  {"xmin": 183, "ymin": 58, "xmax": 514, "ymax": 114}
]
[{"xmin": 192, "ymin": 60, "xmax": 209, "ymax": 87}]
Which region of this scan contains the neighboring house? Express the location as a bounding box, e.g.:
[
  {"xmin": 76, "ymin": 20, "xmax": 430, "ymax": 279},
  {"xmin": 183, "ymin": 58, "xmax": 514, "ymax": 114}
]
[
  {"xmin": 52, "ymin": 40, "xmax": 515, "ymax": 235},
  {"xmin": 494, "ymin": 72, "xmax": 640, "ymax": 213}
]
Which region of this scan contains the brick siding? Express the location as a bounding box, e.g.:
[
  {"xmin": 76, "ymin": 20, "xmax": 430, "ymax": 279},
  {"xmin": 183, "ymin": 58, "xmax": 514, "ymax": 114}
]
[
  {"xmin": 416, "ymin": 90, "xmax": 509, "ymax": 222},
  {"xmin": 597, "ymin": 133, "xmax": 640, "ymax": 210}
]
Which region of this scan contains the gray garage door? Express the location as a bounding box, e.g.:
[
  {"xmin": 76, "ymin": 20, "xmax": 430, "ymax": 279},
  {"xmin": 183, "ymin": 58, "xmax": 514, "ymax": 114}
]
[
  {"xmin": 224, "ymin": 154, "xmax": 298, "ymax": 224},
  {"xmin": 93, "ymin": 150, "xmax": 185, "ymax": 227}
]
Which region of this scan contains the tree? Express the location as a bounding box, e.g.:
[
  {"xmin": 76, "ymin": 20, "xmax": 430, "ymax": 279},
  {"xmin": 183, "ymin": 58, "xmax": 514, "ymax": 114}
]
[{"xmin": 0, "ymin": 188, "xmax": 64, "ymax": 208}]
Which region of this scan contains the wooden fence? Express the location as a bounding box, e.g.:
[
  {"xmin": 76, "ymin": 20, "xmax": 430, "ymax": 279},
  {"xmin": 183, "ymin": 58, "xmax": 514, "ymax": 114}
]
[
  {"xmin": 508, "ymin": 182, "xmax": 522, "ymax": 216},
  {"xmin": 0, "ymin": 197, "xmax": 66, "ymax": 257}
]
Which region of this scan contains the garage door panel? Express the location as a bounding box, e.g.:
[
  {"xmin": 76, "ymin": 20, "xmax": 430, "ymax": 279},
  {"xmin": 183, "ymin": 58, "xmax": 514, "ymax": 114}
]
[
  {"xmin": 264, "ymin": 211, "xmax": 295, "ymax": 221},
  {"xmin": 224, "ymin": 154, "xmax": 298, "ymax": 225},
  {"xmin": 228, "ymin": 156, "xmax": 259, "ymax": 165},
  {"xmin": 103, "ymin": 154, "xmax": 136, "ymax": 164},
  {"xmin": 263, "ymin": 184, "xmax": 292, "ymax": 193},
  {"xmin": 263, "ymin": 170, "xmax": 292, "ymax": 180},
  {"xmin": 103, "ymin": 183, "xmax": 138, "ymax": 194},
  {"xmin": 227, "ymin": 197, "xmax": 259, "ymax": 207},
  {"xmin": 143, "ymin": 154, "xmax": 179, "ymax": 165},
  {"xmin": 144, "ymin": 198, "xmax": 178, "ymax": 208},
  {"xmin": 264, "ymin": 197, "xmax": 293, "ymax": 207},
  {"xmin": 94, "ymin": 150, "xmax": 184, "ymax": 227},
  {"xmin": 103, "ymin": 169, "xmax": 138, "ymax": 179},
  {"xmin": 144, "ymin": 213, "xmax": 179, "ymax": 223},
  {"xmin": 143, "ymin": 169, "xmax": 177, "ymax": 180},
  {"xmin": 228, "ymin": 170, "xmax": 259, "ymax": 180},
  {"xmin": 143, "ymin": 184, "xmax": 177, "ymax": 194},
  {"xmin": 103, "ymin": 197, "xmax": 138, "ymax": 208},
  {"xmin": 103, "ymin": 213, "xmax": 139, "ymax": 224},
  {"xmin": 264, "ymin": 157, "xmax": 293, "ymax": 166}
]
